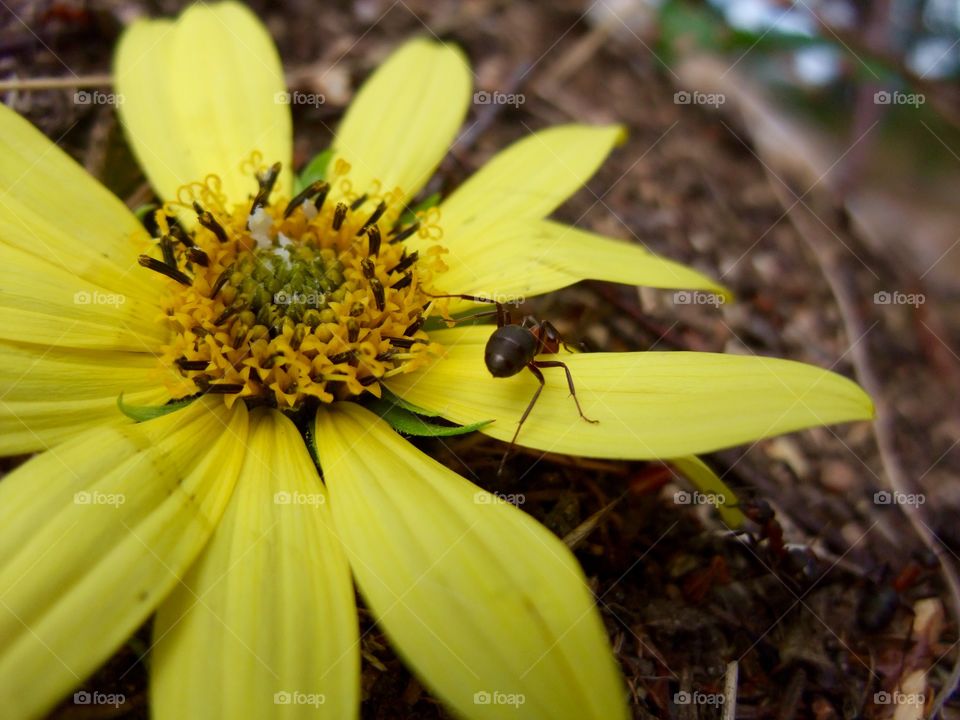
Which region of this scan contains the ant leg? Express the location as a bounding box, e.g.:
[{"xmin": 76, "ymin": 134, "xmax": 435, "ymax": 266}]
[
  {"xmin": 426, "ymin": 293, "xmax": 509, "ymax": 327},
  {"xmin": 498, "ymin": 363, "xmax": 546, "ymax": 476},
  {"xmin": 561, "ymin": 340, "xmax": 591, "ymax": 353},
  {"xmin": 439, "ymin": 309, "xmax": 502, "ymax": 325},
  {"xmin": 531, "ymin": 360, "xmax": 599, "ymax": 424},
  {"xmin": 426, "ymin": 292, "xmax": 496, "ymax": 304}
]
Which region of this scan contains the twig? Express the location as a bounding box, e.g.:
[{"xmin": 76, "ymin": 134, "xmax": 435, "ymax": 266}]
[
  {"xmin": 722, "ymin": 660, "xmax": 738, "ymax": 720},
  {"xmin": 763, "ymin": 167, "xmax": 960, "ymax": 718},
  {"xmin": 563, "ymin": 495, "xmax": 624, "ymax": 549},
  {"xmin": 0, "ymin": 68, "xmax": 338, "ymax": 93},
  {"xmin": 0, "ymin": 74, "xmax": 112, "ymax": 91}
]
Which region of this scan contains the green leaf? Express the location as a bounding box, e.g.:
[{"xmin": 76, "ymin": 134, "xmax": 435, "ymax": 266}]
[
  {"xmin": 117, "ymin": 393, "xmax": 196, "ymax": 422},
  {"xmin": 380, "ymin": 387, "xmax": 443, "ymax": 417},
  {"xmin": 368, "ymin": 398, "xmax": 493, "ymax": 437},
  {"xmin": 293, "ymin": 149, "xmax": 334, "ymax": 194},
  {"xmin": 134, "ymin": 203, "xmax": 158, "ymax": 222}
]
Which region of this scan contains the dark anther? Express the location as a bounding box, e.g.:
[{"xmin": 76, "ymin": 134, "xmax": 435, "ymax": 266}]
[
  {"xmin": 350, "ymin": 193, "xmax": 368, "ymax": 211},
  {"xmin": 375, "ymin": 349, "xmax": 399, "ymax": 362},
  {"xmin": 193, "ymin": 202, "xmax": 228, "ymax": 242},
  {"xmin": 251, "ymin": 161, "xmax": 282, "ymax": 215},
  {"xmin": 175, "ymin": 357, "xmax": 209, "ymax": 371},
  {"xmin": 349, "ymin": 302, "xmax": 365, "ymax": 317},
  {"xmin": 403, "ymin": 315, "xmax": 424, "ymax": 336},
  {"xmin": 359, "ymin": 375, "xmax": 379, "ymax": 387},
  {"xmin": 203, "ymin": 383, "xmax": 245, "ymax": 395},
  {"xmin": 261, "ymin": 353, "xmax": 283, "ymax": 369},
  {"xmin": 361, "ymin": 258, "xmax": 376, "ymax": 279},
  {"xmin": 389, "ymin": 221, "xmax": 420, "ymax": 244},
  {"xmin": 391, "ymin": 273, "xmax": 412, "ymax": 291},
  {"xmin": 366, "ymin": 226, "xmax": 382, "ymax": 257},
  {"xmin": 284, "ymin": 180, "xmax": 329, "ymax": 218},
  {"xmin": 370, "ymin": 278, "xmax": 385, "ymax": 312},
  {"xmin": 186, "ymin": 247, "xmax": 210, "ymax": 267},
  {"xmin": 384, "ymin": 336, "xmax": 428, "ymax": 348},
  {"xmin": 160, "ymin": 235, "xmax": 177, "ymax": 267},
  {"xmin": 168, "ymin": 221, "xmax": 193, "ymax": 247},
  {"xmin": 211, "ymin": 264, "xmax": 234, "ymax": 298},
  {"xmin": 214, "ymin": 305, "xmax": 240, "ymax": 325},
  {"xmin": 347, "ymin": 319, "xmax": 360, "ymax": 343},
  {"xmin": 357, "ymin": 201, "xmax": 387, "ymax": 236},
  {"xmin": 138, "ymin": 255, "xmax": 191, "ymax": 286},
  {"xmin": 313, "ymin": 182, "xmax": 330, "ymax": 213},
  {"xmin": 332, "ymin": 203, "xmax": 348, "ymax": 231},
  {"xmin": 389, "ymin": 250, "xmax": 418, "ymax": 274},
  {"xmin": 329, "ymin": 350, "xmax": 358, "ymax": 364}
]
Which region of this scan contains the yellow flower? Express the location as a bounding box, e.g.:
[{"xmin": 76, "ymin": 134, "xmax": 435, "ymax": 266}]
[{"xmin": 0, "ymin": 3, "xmax": 872, "ymax": 719}]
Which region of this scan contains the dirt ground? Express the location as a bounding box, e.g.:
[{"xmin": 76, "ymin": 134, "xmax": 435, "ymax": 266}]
[{"xmin": 3, "ymin": 1, "xmax": 959, "ymax": 718}]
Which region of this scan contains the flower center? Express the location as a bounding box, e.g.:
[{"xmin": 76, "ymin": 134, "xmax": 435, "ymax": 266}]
[{"xmin": 140, "ymin": 155, "xmax": 446, "ymax": 410}]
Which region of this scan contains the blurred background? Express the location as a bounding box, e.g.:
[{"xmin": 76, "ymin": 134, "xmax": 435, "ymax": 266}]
[{"xmin": 2, "ymin": 1, "xmax": 960, "ymax": 717}]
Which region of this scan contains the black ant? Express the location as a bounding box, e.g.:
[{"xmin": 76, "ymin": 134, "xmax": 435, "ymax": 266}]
[{"xmin": 430, "ymin": 294, "xmax": 598, "ymax": 473}]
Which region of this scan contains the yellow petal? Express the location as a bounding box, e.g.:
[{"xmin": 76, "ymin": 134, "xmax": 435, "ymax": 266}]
[
  {"xmin": 438, "ymin": 125, "xmax": 626, "ymax": 238},
  {"xmin": 152, "ymin": 409, "xmax": 359, "ymax": 719},
  {"xmin": 0, "ymin": 339, "xmax": 170, "ymax": 454},
  {"xmin": 387, "ymin": 326, "xmax": 874, "ymax": 459},
  {"xmin": 427, "ymin": 219, "xmax": 729, "ymax": 301},
  {"xmin": 330, "ymin": 39, "xmax": 471, "ymax": 202},
  {"xmin": 0, "ymin": 390, "xmax": 166, "ymax": 457},
  {"xmin": 0, "ymin": 397, "xmax": 248, "ymax": 720},
  {"xmin": 315, "ymin": 403, "xmax": 626, "ymax": 720},
  {"xmin": 115, "ymin": 2, "xmax": 292, "ymax": 206},
  {"xmin": 668, "ymin": 456, "xmax": 745, "ymax": 528},
  {"xmin": 0, "ymin": 241, "xmax": 167, "ymax": 351},
  {"xmin": 0, "ymin": 104, "xmax": 157, "ymax": 303}
]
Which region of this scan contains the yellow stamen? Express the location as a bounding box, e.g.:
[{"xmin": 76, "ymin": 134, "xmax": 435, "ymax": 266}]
[{"xmin": 144, "ymin": 154, "xmax": 447, "ymax": 410}]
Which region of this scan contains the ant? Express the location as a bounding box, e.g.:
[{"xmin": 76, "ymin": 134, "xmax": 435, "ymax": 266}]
[{"xmin": 430, "ymin": 294, "xmax": 598, "ymax": 474}]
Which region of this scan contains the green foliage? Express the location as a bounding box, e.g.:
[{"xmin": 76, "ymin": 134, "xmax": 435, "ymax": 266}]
[
  {"xmin": 117, "ymin": 393, "xmax": 196, "ymax": 422},
  {"xmin": 293, "ymin": 149, "xmax": 334, "ymax": 194},
  {"xmin": 368, "ymin": 397, "xmax": 493, "ymax": 437}
]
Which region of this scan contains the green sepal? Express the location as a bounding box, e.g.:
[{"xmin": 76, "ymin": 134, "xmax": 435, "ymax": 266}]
[
  {"xmin": 368, "ymin": 398, "xmax": 493, "ymax": 437},
  {"xmin": 380, "ymin": 386, "xmax": 443, "ymax": 417},
  {"xmin": 293, "ymin": 149, "xmax": 335, "ymax": 194},
  {"xmin": 117, "ymin": 393, "xmax": 197, "ymax": 423},
  {"xmin": 134, "ymin": 203, "xmax": 158, "ymax": 222}
]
